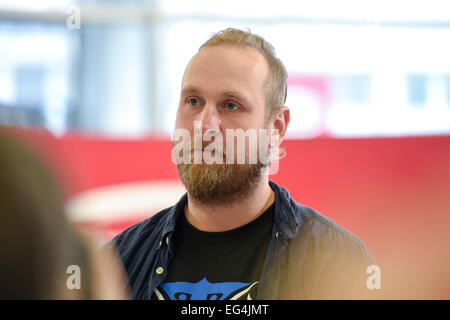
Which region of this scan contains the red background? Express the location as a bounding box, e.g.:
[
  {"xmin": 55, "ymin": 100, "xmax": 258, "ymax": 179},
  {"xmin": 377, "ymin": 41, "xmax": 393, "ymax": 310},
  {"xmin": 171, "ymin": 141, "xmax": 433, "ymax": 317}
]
[{"xmin": 4, "ymin": 126, "xmax": 450, "ymax": 299}]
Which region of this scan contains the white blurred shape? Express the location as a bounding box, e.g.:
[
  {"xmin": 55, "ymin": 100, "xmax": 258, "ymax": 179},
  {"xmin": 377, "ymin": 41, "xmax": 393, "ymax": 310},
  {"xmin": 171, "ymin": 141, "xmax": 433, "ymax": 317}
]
[
  {"xmin": 66, "ymin": 180, "xmax": 186, "ymax": 224},
  {"xmin": 285, "ymin": 86, "xmax": 323, "ymax": 138}
]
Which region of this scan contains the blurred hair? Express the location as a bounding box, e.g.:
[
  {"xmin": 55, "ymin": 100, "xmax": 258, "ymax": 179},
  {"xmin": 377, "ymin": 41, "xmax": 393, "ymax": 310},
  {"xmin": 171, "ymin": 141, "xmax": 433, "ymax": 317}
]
[
  {"xmin": 0, "ymin": 133, "xmax": 91, "ymax": 299},
  {"xmin": 199, "ymin": 27, "xmax": 288, "ymax": 119}
]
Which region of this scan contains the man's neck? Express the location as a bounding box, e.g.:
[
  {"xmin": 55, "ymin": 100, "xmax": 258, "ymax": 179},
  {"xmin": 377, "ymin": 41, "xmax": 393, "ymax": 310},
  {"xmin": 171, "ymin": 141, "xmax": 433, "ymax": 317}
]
[{"xmin": 184, "ymin": 178, "xmax": 274, "ymax": 232}]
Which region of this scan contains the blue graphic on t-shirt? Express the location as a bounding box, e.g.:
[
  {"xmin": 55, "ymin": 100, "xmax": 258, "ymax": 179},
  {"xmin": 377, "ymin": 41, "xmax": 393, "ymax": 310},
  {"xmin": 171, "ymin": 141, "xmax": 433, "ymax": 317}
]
[{"xmin": 157, "ymin": 277, "xmax": 257, "ymax": 300}]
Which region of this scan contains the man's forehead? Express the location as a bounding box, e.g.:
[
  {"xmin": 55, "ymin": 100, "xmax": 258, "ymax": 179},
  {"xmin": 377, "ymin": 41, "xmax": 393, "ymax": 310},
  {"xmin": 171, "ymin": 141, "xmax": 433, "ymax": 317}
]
[
  {"xmin": 182, "ymin": 45, "xmax": 269, "ymax": 92},
  {"xmin": 188, "ymin": 45, "xmax": 266, "ymax": 73}
]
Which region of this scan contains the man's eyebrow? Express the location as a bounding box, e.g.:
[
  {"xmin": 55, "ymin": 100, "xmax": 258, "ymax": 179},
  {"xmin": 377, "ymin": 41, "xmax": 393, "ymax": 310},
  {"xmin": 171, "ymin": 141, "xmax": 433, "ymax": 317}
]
[
  {"xmin": 224, "ymin": 91, "xmax": 254, "ymax": 108},
  {"xmin": 181, "ymin": 86, "xmax": 201, "ymax": 95},
  {"xmin": 224, "ymin": 91, "xmax": 247, "ymax": 100}
]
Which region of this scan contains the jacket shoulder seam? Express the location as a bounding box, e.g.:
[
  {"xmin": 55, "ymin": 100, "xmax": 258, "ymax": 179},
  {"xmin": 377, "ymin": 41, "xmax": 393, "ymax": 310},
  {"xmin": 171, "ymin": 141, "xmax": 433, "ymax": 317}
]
[{"xmin": 300, "ymin": 211, "xmax": 365, "ymax": 247}]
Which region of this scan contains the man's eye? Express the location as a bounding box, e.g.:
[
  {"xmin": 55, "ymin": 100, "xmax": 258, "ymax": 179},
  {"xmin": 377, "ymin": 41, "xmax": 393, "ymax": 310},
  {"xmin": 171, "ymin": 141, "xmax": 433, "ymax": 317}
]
[
  {"xmin": 187, "ymin": 98, "xmax": 200, "ymax": 106},
  {"xmin": 225, "ymin": 102, "xmax": 239, "ymax": 110}
]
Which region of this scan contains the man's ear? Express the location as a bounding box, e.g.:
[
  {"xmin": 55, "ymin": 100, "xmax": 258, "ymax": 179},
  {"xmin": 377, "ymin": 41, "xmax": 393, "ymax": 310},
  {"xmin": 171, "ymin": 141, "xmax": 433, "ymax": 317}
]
[{"xmin": 268, "ymin": 106, "xmax": 290, "ymax": 149}]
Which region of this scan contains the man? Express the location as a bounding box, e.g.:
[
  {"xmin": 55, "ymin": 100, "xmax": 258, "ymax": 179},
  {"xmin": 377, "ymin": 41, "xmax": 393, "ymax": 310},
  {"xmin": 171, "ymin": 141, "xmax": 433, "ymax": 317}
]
[{"xmin": 111, "ymin": 28, "xmax": 376, "ymax": 300}]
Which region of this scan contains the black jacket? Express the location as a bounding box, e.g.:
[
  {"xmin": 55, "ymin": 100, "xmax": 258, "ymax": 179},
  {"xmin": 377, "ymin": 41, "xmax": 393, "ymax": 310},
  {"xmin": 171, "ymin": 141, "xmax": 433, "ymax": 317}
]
[{"xmin": 111, "ymin": 181, "xmax": 376, "ymax": 299}]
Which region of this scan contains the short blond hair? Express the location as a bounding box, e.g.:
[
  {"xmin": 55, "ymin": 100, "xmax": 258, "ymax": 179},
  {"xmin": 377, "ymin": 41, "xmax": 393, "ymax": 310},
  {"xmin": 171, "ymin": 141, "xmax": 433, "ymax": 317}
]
[{"xmin": 199, "ymin": 28, "xmax": 287, "ymax": 119}]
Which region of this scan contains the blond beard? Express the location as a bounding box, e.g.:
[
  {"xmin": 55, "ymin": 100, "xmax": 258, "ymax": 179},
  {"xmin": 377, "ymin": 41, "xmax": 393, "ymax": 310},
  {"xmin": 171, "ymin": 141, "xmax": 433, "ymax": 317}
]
[
  {"xmin": 177, "ymin": 132, "xmax": 266, "ymax": 205},
  {"xmin": 177, "ymin": 161, "xmax": 266, "ymax": 206},
  {"xmin": 173, "ymin": 122, "xmax": 273, "ymax": 205}
]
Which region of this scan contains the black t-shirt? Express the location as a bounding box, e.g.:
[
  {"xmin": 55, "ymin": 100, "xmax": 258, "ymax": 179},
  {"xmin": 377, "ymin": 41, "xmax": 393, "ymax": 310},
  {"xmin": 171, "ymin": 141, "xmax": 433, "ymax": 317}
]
[{"xmin": 152, "ymin": 202, "xmax": 274, "ymax": 300}]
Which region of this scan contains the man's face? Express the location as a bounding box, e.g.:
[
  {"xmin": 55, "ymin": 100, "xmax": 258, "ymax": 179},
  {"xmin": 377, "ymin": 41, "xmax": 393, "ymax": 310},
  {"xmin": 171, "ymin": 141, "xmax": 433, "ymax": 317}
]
[{"xmin": 174, "ymin": 44, "xmax": 271, "ymax": 204}]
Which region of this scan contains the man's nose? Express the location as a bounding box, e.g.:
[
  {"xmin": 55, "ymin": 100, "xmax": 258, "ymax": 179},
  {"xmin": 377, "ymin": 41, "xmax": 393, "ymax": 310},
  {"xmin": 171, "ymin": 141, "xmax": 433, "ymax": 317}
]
[{"xmin": 199, "ymin": 103, "xmax": 221, "ymax": 131}]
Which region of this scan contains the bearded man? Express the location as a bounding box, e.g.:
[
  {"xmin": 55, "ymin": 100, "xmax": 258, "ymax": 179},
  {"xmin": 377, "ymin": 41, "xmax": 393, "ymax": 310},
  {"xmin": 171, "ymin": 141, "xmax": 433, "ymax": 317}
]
[{"xmin": 110, "ymin": 28, "xmax": 376, "ymax": 300}]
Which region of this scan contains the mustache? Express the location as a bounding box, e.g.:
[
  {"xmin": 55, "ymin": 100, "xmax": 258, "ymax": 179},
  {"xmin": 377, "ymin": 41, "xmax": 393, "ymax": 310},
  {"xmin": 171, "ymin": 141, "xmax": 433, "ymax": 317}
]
[
  {"xmin": 172, "ymin": 137, "xmax": 273, "ymax": 166},
  {"xmin": 188, "ymin": 141, "xmax": 227, "ymax": 155}
]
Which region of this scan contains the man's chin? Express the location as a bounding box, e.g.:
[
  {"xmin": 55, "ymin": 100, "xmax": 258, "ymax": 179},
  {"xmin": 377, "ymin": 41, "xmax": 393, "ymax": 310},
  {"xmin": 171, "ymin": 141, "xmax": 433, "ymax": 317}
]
[{"xmin": 177, "ymin": 163, "xmax": 264, "ymax": 205}]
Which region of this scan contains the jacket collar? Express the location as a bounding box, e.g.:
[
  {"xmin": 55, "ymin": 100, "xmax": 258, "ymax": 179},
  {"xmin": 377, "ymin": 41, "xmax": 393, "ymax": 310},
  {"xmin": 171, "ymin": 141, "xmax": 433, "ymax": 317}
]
[
  {"xmin": 269, "ymin": 180, "xmax": 302, "ymax": 240},
  {"xmin": 161, "ymin": 192, "xmax": 187, "ymax": 238},
  {"xmin": 160, "ymin": 180, "xmax": 301, "ymax": 242}
]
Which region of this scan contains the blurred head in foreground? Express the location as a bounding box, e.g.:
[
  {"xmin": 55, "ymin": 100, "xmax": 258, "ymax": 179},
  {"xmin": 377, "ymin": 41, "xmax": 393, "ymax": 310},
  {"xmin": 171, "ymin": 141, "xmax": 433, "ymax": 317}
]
[{"xmin": 0, "ymin": 132, "xmax": 129, "ymax": 299}]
